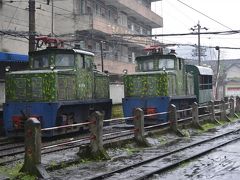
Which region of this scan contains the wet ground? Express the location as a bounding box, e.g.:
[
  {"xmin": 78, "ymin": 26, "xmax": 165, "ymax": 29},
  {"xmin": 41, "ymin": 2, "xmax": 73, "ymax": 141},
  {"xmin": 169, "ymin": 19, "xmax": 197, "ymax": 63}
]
[
  {"xmin": 1, "ymin": 120, "xmax": 240, "ymax": 180},
  {"xmin": 154, "ymin": 139, "xmax": 240, "ymax": 180},
  {"xmin": 47, "ymin": 121, "xmax": 240, "ymax": 180}
]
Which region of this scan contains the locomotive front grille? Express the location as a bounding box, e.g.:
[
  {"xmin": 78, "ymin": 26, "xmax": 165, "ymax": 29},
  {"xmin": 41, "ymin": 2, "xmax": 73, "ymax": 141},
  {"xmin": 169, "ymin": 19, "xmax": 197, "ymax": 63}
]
[
  {"xmin": 58, "ymin": 76, "xmax": 75, "ymax": 100},
  {"xmin": 32, "ymin": 77, "xmax": 43, "ymax": 99},
  {"xmin": 15, "ymin": 78, "xmax": 27, "ymax": 100}
]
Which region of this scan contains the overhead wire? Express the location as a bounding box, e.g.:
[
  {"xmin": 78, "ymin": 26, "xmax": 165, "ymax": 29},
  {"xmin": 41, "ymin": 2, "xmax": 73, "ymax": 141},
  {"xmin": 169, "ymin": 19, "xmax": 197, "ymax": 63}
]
[{"xmin": 176, "ymin": 0, "xmax": 234, "ymax": 31}]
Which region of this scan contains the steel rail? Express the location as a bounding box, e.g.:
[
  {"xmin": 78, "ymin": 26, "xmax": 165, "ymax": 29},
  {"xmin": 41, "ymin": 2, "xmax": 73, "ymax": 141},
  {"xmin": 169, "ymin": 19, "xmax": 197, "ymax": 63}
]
[{"xmin": 88, "ymin": 127, "xmax": 240, "ymax": 180}]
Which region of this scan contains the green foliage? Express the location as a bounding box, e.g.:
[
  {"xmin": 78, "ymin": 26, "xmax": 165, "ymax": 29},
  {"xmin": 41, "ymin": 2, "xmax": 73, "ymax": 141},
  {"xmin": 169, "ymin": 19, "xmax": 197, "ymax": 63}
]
[
  {"xmin": 124, "ymin": 73, "xmax": 168, "ymax": 97},
  {"xmin": 181, "ymin": 129, "xmax": 191, "ymax": 138},
  {"xmin": 0, "ymin": 163, "xmax": 36, "ymax": 180},
  {"xmin": 202, "ymin": 123, "xmax": 216, "ymax": 131},
  {"xmin": 158, "ymin": 137, "xmax": 167, "ymax": 145}
]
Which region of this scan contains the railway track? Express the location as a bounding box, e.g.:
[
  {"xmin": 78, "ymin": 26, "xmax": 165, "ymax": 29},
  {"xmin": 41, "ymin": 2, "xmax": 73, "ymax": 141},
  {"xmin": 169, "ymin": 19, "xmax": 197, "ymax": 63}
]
[
  {"xmin": 88, "ymin": 127, "xmax": 240, "ymax": 180},
  {"xmin": 0, "ymin": 127, "xmax": 134, "ymax": 166}
]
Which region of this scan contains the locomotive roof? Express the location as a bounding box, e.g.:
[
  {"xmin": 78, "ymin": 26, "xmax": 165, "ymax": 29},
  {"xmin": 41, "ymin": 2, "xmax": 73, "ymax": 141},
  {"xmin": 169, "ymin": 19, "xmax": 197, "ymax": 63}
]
[
  {"xmin": 186, "ymin": 64, "xmax": 213, "ymax": 75},
  {"xmin": 29, "ymin": 48, "xmax": 94, "ymax": 56},
  {"xmin": 135, "ymin": 53, "xmax": 179, "ymax": 61}
]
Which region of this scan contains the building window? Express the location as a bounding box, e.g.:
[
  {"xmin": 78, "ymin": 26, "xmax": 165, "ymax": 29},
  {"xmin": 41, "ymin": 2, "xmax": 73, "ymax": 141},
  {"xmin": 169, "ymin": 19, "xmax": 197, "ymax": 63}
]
[
  {"xmin": 80, "ymin": 0, "xmax": 85, "ymax": 14},
  {"xmin": 95, "ymin": 3, "xmax": 100, "ymax": 15}
]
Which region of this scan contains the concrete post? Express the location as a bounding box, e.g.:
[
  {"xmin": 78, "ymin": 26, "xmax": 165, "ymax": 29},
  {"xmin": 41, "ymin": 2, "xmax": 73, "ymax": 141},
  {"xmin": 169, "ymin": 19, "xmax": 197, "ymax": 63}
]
[
  {"xmin": 88, "ymin": 111, "xmax": 109, "ymax": 159},
  {"xmin": 20, "ymin": 118, "xmax": 49, "ymax": 178},
  {"xmin": 235, "ymin": 96, "xmax": 240, "ymax": 113},
  {"xmin": 220, "ymin": 100, "xmax": 227, "ymax": 120},
  {"xmin": 133, "ymin": 108, "xmax": 148, "ymax": 146},
  {"xmin": 229, "ymin": 97, "xmax": 235, "ymax": 117},
  {"xmin": 208, "ymin": 100, "xmax": 216, "ymax": 123},
  {"xmin": 224, "ymin": 97, "xmax": 229, "ymax": 111},
  {"xmin": 168, "ymin": 104, "xmax": 184, "ymax": 136},
  {"xmin": 191, "ymin": 102, "xmax": 203, "ymax": 129}
]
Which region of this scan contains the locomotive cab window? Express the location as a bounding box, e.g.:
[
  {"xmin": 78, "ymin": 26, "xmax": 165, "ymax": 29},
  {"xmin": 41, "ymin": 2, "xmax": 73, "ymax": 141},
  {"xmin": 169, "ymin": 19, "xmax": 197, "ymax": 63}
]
[
  {"xmin": 76, "ymin": 54, "xmax": 93, "ymax": 70},
  {"xmin": 55, "ymin": 54, "xmax": 74, "ymax": 67},
  {"xmin": 199, "ymin": 75, "xmax": 212, "ymax": 90},
  {"xmin": 138, "ymin": 61, "xmax": 154, "ymax": 71},
  {"xmin": 33, "ymin": 55, "xmax": 49, "ymax": 69},
  {"xmin": 158, "ymin": 58, "xmax": 174, "ymax": 70},
  {"xmin": 84, "ymin": 55, "xmax": 93, "ymax": 70}
]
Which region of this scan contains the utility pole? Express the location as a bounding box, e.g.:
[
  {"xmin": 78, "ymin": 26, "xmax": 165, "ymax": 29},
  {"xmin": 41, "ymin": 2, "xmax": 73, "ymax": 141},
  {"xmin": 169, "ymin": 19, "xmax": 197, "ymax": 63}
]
[
  {"xmin": 51, "ymin": 0, "xmax": 54, "ymax": 36},
  {"xmin": 215, "ymin": 46, "xmax": 220, "ymax": 100},
  {"xmin": 100, "ymin": 41, "xmax": 104, "ymax": 72},
  {"xmin": 190, "ymin": 21, "xmax": 208, "ymax": 66},
  {"xmin": 47, "ymin": 0, "xmax": 54, "ymax": 36},
  {"xmin": 29, "ymin": 0, "xmax": 35, "ymax": 52}
]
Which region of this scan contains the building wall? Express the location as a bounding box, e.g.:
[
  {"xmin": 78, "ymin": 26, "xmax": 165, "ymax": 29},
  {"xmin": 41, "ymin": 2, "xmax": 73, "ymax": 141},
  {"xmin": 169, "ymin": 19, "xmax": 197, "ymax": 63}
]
[
  {"xmin": 0, "ymin": 0, "xmax": 163, "ymax": 74},
  {"xmin": 224, "ymin": 65, "xmax": 240, "ymax": 97},
  {"xmin": 110, "ymin": 84, "xmax": 124, "ymax": 104}
]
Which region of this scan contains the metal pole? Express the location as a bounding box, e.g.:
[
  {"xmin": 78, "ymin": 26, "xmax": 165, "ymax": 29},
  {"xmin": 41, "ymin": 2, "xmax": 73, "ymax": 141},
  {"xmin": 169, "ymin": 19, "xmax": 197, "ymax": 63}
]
[
  {"xmin": 29, "ymin": 0, "xmax": 35, "ymax": 52},
  {"xmin": 215, "ymin": 46, "xmax": 220, "ymax": 100},
  {"xmin": 51, "ymin": 0, "xmax": 54, "ymax": 36},
  {"xmin": 197, "ymin": 22, "xmax": 201, "ymax": 66},
  {"xmin": 100, "ymin": 41, "xmax": 104, "ymax": 72}
]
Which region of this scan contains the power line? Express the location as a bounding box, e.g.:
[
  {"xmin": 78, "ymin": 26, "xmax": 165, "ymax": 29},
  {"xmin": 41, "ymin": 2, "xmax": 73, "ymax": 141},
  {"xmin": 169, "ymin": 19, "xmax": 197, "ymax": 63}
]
[
  {"xmin": 112, "ymin": 29, "xmax": 240, "ymax": 37},
  {"xmin": 176, "ymin": 0, "xmax": 234, "ymax": 31}
]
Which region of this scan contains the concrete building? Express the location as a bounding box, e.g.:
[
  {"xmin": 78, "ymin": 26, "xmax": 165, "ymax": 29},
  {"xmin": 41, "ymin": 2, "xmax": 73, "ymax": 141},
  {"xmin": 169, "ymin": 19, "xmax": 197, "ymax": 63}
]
[{"xmin": 0, "ymin": 0, "xmax": 163, "ymax": 75}]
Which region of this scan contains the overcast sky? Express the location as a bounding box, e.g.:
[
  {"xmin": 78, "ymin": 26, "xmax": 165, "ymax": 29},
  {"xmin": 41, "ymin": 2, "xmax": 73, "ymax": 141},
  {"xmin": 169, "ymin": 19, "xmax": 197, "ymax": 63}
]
[{"xmin": 151, "ymin": 0, "xmax": 240, "ymax": 60}]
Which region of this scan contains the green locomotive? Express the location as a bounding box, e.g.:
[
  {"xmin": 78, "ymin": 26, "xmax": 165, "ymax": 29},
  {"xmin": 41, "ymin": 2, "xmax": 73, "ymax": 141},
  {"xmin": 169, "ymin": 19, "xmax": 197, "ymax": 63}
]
[
  {"xmin": 4, "ymin": 37, "xmax": 112, "ymax": 136},
  {"xmin": 122, "ymin": 46, "xmax": 213, "ymax": 124}
]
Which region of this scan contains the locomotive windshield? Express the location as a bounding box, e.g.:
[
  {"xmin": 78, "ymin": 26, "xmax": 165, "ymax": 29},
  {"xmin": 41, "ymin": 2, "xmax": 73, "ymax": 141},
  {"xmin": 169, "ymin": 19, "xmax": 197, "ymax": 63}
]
[
  {"xmin": 137, "ymin": 58, "xmax": 175, "ymax": 71},
  {"xmin": 32, "ymin": 53, "xmax": 75, "ymax": 69},
  {"xmin": 55, "ymin": 54, "xmax": 74, "ymax": 67},
  {"xmin": 33, "ymin": 55, "xmax": 49, "ymax": 68},
  {"xmin": 158, "ymin": 59, "xmax": 174, "ymax": 69}
]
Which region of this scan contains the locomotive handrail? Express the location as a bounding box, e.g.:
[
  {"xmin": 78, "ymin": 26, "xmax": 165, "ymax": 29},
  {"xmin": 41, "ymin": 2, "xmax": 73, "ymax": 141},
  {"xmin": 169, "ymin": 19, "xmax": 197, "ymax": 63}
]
[{"xmin": 41, "ymin": 121, "xmax": 92, "ymax": 131}]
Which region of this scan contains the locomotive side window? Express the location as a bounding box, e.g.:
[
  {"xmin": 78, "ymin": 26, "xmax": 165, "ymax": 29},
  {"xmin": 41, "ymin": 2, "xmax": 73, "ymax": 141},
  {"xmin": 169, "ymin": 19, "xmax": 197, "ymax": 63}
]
[
  {"xmin": 76, "ymin": 54, "xmax": 84, "ymax": 69},
  {"xmin": 33, "ymin": 55, "xmax": 49, "ymax": 68},
  {"xmin": 199, "ymin": 75, "xmax": 212, "ymax": 90},
  {"xmin": 55, "ymin": 54, "xmax": 74, "ymax": 67},
  {"xmin": 178, "ymin": 59, "xmax": 182, "ymax": 70},
  {"xmin": 84, "ymin": 55, "xmax": 93, "ymax": 70}
]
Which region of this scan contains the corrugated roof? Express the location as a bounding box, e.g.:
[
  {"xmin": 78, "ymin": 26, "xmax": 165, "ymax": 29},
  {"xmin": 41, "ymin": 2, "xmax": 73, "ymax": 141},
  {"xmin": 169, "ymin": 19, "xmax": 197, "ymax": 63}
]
[{"xmin": 0, "ymin": 52, "xmax": 28, "ymax": 62}]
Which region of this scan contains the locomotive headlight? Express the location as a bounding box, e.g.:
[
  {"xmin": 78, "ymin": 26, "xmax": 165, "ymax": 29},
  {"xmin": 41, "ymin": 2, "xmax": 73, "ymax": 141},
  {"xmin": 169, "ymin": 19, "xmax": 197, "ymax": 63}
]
[
  {"xmin": 5, "ymin": 66, "xmax": 10, "ymax": 72},
  {"xmin": 163, "ymin": 66, "xmax": 166, "ymax": 72},
  {"xmin": 123, "ymin": 69, "xmax": 128, "ymax": 74},
  {"xmin": 50, "ymin": 64, "xmax": 55, "ymax": 70}
]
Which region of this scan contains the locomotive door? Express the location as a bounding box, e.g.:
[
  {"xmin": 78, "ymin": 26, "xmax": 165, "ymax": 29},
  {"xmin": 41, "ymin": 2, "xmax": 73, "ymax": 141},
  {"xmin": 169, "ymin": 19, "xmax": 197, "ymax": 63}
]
[{"xmin": 76, "ymin": 54, "xmax": 94, "ymax": 99}]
